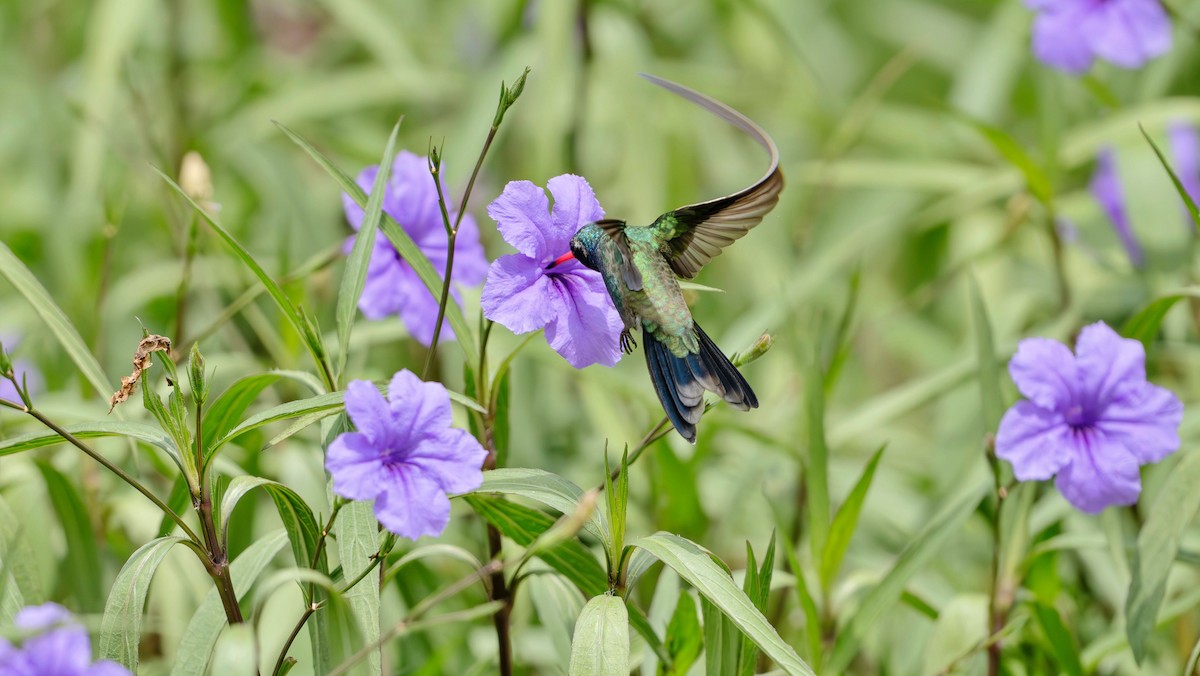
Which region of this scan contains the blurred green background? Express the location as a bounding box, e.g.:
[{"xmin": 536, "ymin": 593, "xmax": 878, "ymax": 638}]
[{"xmin": 4, "ymin": 0, "xmax": 1200, "ymax": 672}]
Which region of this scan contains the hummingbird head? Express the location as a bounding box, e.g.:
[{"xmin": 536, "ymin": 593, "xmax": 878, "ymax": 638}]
[{"xmin": 548, "ymin": 222, "xmax": 611, "ymax": 272}]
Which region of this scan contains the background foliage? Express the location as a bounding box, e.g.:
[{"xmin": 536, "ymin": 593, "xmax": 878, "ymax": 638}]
[{"xmin": 3, "ymin": 0, "xmax": 1200, "ymax": 673}]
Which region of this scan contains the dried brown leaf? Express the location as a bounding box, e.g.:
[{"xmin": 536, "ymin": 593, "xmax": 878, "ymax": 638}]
[{"xmin": 108, "ymin": 334, "xmax": 172, "ymax": 413}]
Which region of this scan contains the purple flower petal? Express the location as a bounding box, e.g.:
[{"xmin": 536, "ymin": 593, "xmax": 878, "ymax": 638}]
[
  {"xmin": 1091, "ymin": 147, "xmax": 1144, "ymax": 267},
  {"xmin": 387, "ymin": 370, "xmax": 452, "ymax": 439},
  {"xmin": 1054, "ymin": 428, "xmax": 1142, "ymax": 513},
  {"xmin": 995, "ymin": 401, "xmax": 1074, "ymax": 480},
  {"xmin": 488, "ymin": 180, "xmax": 555, "ymax": 260},
  {"xmin": 89, "ymin": 661, "xmax": 134, "ymax": 676},
  {"xmin": 1074, "ymin": 321, "xmax": 1146, "ymax": 407},
  {"xmin": 547, "ymin": 175, "xmax": 605, "ymax": 253},
  {"xmin": 326, "ymin": 432, "xmax": 385, "ymax": 501},
  {"xmin": 374, "ymin": 468, "xmax": 452, "ymax": 540},
  {"xmin": 544, "ymin": 271, "xmax": 625, "ymax": 368},
  {"xmin": 344, "ymin": 381, "xmax": 395, "ymax": 448},
  {"xmin": 1169, "ymin": 122, "xmax": 1200, "ymax": 216},
  {"xmin": 1083, "ymin": 0, "xmax": 1172, "ymax": 69},
  {"xmin": 1008, "ymin": 337, "xmax": 1077, "ymax": 410},
  {"xmin": 15, "ymin": 604, "xmax": 93, "ymax": 675},
  {"xmin": 1031, "ymin": 3, "xmax": 1095, "ymax": 73},
  {"xmin": 341, "ymin": 165, "xmax": 379, "ymax": 231},
  {"xmin": 480, "ymin": 255, "xmax": 559, "ymax": 334},
  {"xmin": 14, "ymin": 603, "xmax": 73, "ymax": 630},
  {"xmin": 1097, "ymin": 382, "xmax": 1183, "ymax": 464},
  {"xmin": 407, "ymin": 428, "xmax": 487, "ymax": 495}
]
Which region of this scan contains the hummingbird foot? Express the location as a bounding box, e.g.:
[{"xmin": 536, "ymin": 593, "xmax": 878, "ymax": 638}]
[{"xmin": 620, "ymin": 330, "xmax": 637, "ymax": 354}]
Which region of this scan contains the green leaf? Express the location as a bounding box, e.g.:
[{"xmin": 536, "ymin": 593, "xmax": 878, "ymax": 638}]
[
  {"xmin": 1126, "ymin": 450, "xmax": 1200, "ymax": 662},
  {"xmin": 664, "ymin": 591, "xmax": 702, "ymax": 675},
  {"xmin": 274, "ymin": 121, "xmax": 475, "ymax": 359},
  {"xmin": 633, "ymin": 532, "xmax": 814, "ymax": 676},
  {"xmin": 1139, "ymin": 123, "xmax": 1200, "ymax": 230},
  {"xmin": 220, "ymin": 476, "xmax": 324, "ymax": 574},
  {"xmin": 1034, "ymin": 602, "xmax": 1083, "ymax": 676},
  {"xmin": 821, "ymin": 446, "xmax": 884, "ymax": 590},
  {"xmin": 703, "ymin": 595, "xmax": 740, "ymax": 676},
  {"xmin": 1120, "ymin": 292, "xmax": 1200, "ymax": 351},
  {"xmin": 0, "ymin": 494, "xmax": 42, "ymax": 612},
  {"xmin": 805, "ymin": 347, "xmax": 831, "ymax": 572},
  {"xmin": 569, "ymin": 594, "xmax": 630, "ymax": 676},
  {"xmin": 474, "ymin": 468, "xmax": 608, "ymax": 545},
  {"xmin": 626, "ymin": 600, "xmax": 671, "ymax": 667},
  {"xmin": 203, "ymin": 371, "xmax": 324, "ymax": 452},
  {"xmin": 776, "ymin": 520, "xmax": 821, "ymax": 664},
  {"xmin": 0, "ymin": 240, "xmax": 114, "ymax": 403},
  {"xmin": 0, "ymin": 421, "xmax": 181, "ymax": 469},
  {"xmin": 171, "ymin": 530, "xmax": 289, "ymax": 676},
  {"xmin": 33, "ymin": 460, "xmax": 103, "ymax": 612},
  {"xmin": 153, "ymin": 167, "xmax": 333, "ymax": 388},
  {"xmin": 337, "ymin": 118, "xmax": 402, "ymax": 378},
  {"xmin": 98, "ymin": 536, "xmax": 191, "ymax": 669},
  {"xmin": 605, "ymin": 449, "xmax": 629, "ymax": 576},
  {"xmin": 739, "ymin": 536, "xmax": 776, "ymax": 676},
  {"xmin": 465, "ymin": 495, "xmax": 607, "ymax": 597},
  {"xmin": 157, "ymin": 475, "xmax": 192, "ymax": 539},
  {"xmin": 968, "ymin": 274, "xmax": 1005, "ymax": 431},
  {"xmin": 828, "ymin": 480, "xmax": 987, "ymax": 672},
  {"xmin": 956, "ymin": 112, "xmax": 1053, "ymax": 205},
  {"xmin": 336, "ymin": 499, "xmax": 382, "ymax": 676},
  {"xmin": 211, "ymin": 624, "xmax": 258, "ymax": 676}
]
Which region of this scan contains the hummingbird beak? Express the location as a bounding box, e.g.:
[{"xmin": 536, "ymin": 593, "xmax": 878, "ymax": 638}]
[{"xmin": 547, "ymin": 251, "xmax": 575, "ymax": 269}]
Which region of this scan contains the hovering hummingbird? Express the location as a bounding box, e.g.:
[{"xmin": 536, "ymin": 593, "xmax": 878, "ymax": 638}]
[{"xmin": 548, "ymin": 74, "xmax": 783, "ymax": 442}]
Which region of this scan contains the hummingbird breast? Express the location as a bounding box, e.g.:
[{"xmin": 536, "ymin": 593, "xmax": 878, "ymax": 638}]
[{"xmin": 621, "ymin": 242, "xmax": 697, "ymax": 357}]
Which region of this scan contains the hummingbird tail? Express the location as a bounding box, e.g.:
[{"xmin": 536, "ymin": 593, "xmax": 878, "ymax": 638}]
[{"xmin": 643, "ymin": 323, "xmax": 758, "ymax": 444}]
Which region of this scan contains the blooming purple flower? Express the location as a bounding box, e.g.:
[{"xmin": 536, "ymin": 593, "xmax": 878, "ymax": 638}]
[
  {"xmin": 1090, "ymin": 147, "xmax": 1144, "ymax": 267},
  {"xmin": 326, "ymin": 370, "xmax": 487, "ymax": 539},
  {"xmin": 1026, "ymin": 0, "xmax": 1172, "ymax": 74},
  {"xmin": 1170, "ymin": 121, "xmax": 1200, "ymax": 219},
  {"xmin": 0, "ymin": 603, "xmax": 128, "ymax": 675},
  {"xmin": 342, "ymin": 151, "xmax": 489, "ymax": 346},
  {"xmin": 996, "ymin": 321, "xmax": 1182, "ymax": 514},
  {"xmin": 480, "ymin": 175, "xmax": 624, "ymax": 368}
]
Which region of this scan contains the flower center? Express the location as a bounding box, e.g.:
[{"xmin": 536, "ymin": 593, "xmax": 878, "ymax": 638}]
[{"xmin": 1064, "ymin": 403, "xmax": 1093, "ymax": 428}]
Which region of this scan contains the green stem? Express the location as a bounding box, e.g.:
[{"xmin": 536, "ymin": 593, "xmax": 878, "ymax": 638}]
[
  {"xmin": 986, "ymin": 438, "xmax": 1007, "ymax": 676},
  {"xmin": 192, "ymin": 404, "xmax": 242, "ymax": 624}
]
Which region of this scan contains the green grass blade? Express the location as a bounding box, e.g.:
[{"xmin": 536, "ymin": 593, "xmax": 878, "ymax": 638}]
[
  {"xmin": 820, "ymin": 445, "xmax": 886, "ymax": 591},
  {"xmin": 274, "ymin": 121, "xmax": 475, "ymax": 359},
  {"xmin": 98, "ymin": 536, "xmax": 190, "ymax": 669},
  {"xmin": 968, "ymin": 274, "xmax": 1005, "ymax": 431},
  {"xmin": 1120, "ymin": 289, "xmax": 1200, "ymax": 350},
  {"xmin": 0, "ymin": 241, "xmax": 113, "ymax": 403},
  {"xmin": 827, "ymin": 480, "xmax": 988, "ymax": 672},
  {"xmin": 805, "ymin": 347, "xmax": 831, "ymax": 572},
  {"xmin": 152, "ymin": 167, "xmax": 334, "ymax": 389},
  {"xmin": 1139, "ymin": 123, "xmax": 1200, "ymax": 230},
  {"xmin": 34, "ymin": 460, "xmax": 104, "ymax": 613},
  {"xmin": 336, "ymin": 117, "xmax": 402, "ymax": 379},
  {"xmin": 633, "ymin": 532, "xmax": 815, "ymax": 676},
  {"xmin": 171, "ymin": 531, "xmax": 289, "ymax": 675},
  {"xmin": 1034, "ymin": 602, "xmax": 1083, "ymax": 676},
  {"xmin": 1126, "ymin": 450, "xmax": 1200, "ymax": 662}
]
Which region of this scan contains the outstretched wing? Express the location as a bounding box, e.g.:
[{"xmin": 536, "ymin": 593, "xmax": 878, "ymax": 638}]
[{"xmin": 640, "ymin": 74, "xmax": 784, "ymax": 279}]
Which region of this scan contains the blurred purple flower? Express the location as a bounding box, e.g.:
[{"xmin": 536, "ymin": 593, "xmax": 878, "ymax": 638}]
[
  {"xmin": 996, "ymin": 321, "xmax": 1182, "ymax": 514},
  {"xmin": 326, "ymin": 370, "xmax": 487, "ymax": 539},
  {"xmin": 0, "ymin": 603, "xmax": 128, "ymax": 675},
  {"xmin": 1090, "ymin": 147, "xmax": 1144, "ymax": 267},
  {"xmin": 1026, "ymin": 0, "xmax": 1172, "ymax": 74},
  {"xmin": 1169, "ymin": 121, "xmax": 1200, "ymax": 218},
  {"xmin": 0, "ymin": 334, "xmax": 42, "ymax": 403},
  {"xmin": 342, "ymin": 151, "xmax": 489, "ymax": 346},
  {"xmin": 481, "ymin": 175, "xmax": 624, "ymax": 368}
]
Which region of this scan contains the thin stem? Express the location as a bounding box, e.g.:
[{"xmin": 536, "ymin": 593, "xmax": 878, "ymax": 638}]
[
  {"xmin": 986, "ymin": 439, "xmax": 1007, "ymax": 676},
  {"xmin": 270, "ymin": 500, "xmax": 346, "ymax": 674},
  {"xmin": 273, "ymin": 601, "xmax": 317, "ymax": 676},
  {"xmin": 192, "ymin": 404, "xmax": 243, "ymax": 624},
  {"xmin": 1, "ymin": 398, "xmax": 201, "ymax": 545},
  {"xmin": 423, "ymin": 125, "xmax": 502, "ymax": 378}
]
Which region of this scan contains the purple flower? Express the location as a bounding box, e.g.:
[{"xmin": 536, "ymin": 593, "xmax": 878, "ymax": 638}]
[
  {"xmin": 342, "ymin": 151, "xmax": 489, "ymax": 346},
  {"xmin": 1170, "ymin": 121, "xmax": 1200, "ymax": 219},
  {"xmin": 480, "ymin": 175, "xmax": 624, "ymax": 368},
  {"xmin": 1026, "ymin": 0, "xmax": 1172, "ymax": 74},
  {"xmin": 1090, "ymin": 147, "xmax": 1144, "ymax": 267},
  {"xmin": 0, "ymin": 603, "xmax": 129, "ymax": 675},
  {"xmin": 326, "ymin": 370, "xmax": 487, "ymax": 539},
  {"xmin": 996, "ymin": 322, "xmax": 1182, "ymax": 514},
  {"xmin": 0, "ymin": 334, "xmax": 42, "ymax": 403}
]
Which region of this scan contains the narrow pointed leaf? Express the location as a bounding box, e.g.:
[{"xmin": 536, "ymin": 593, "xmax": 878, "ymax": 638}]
[
  {"xmin": 1140, "ymin": 124, "xmax": 1200, "ymax": 229},
  {"xmin": 633, "ymin": 532, "xmax": 814, "ymax": 675},
  {"xmin": 821, "ymin": 445, "xmax": 885, "ymax": 587},
  {"xmin": 473, "ymin": 468, "xmax": 608, "ymax": 545},
  {"xmin": 337, "ymin": 118, "xmax": 402, "ymax": 378},
  {"xmin": 98, "ymin": 537, "xmax": 190, "ymax": 669},
  {"xmin": 34, "ymin": 460, "xmax": 104, "ymax": 612},
  {"xmin": 0, "ymin": 421, "xmax": 181, "ymax": 469}
]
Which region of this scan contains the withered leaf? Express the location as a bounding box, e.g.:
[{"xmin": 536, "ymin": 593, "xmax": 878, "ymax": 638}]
[{"xmin": 109, "ymin": 334, "xmax": 172, "ymax": 413}]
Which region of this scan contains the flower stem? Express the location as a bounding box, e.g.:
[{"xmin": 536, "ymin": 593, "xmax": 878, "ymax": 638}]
[
  {"xmin": 193, "ymin": 403, "xmax": 243, "ymax": 624},
  {"xmin": 986, "ymin": 437, "xmax": 1007, "ymax": 676}
]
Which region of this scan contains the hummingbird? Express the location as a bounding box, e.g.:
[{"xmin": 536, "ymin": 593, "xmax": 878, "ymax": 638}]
[{"xmin": 548, "ymin": 74, "xmax": 783, "ymax": 442}]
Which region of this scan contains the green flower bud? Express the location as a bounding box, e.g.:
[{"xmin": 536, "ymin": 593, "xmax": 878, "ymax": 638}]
[{"xmin": 188, "ymin": 342, "xmax": 208, "ymax": 406}]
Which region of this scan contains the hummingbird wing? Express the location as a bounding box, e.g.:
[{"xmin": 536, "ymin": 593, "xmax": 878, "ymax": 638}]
[{"xmin": 640, "ymin": 74, "xmax": 784, "ymax": 279}]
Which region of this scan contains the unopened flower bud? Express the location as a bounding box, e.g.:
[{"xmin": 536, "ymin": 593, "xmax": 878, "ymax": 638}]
[
  {"xmin": 733, "ymin": 332, "xmax": 774, "ymax": 367},
  {"xmin": 179, "ymin": 151, "xmax": 213, "ymax": 204},
  {"xmin": 188, "ymin": 343, "xmax": 208, "ymax": 406}
]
